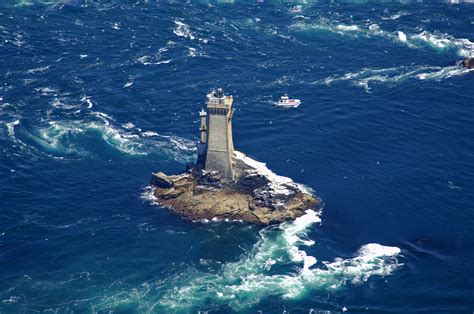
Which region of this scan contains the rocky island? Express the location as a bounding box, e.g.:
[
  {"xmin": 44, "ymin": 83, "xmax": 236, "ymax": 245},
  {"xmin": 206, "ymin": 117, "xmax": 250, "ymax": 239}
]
[{"xmin": 150, "ymin": 88, "xmax": 320, "ymax": 224}]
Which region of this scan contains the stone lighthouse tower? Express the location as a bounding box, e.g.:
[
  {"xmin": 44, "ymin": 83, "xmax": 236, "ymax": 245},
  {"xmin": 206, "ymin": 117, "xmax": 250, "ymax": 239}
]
[{"xmin": 199, "ymin": 88, "xmax": 235, "ymax": 180}]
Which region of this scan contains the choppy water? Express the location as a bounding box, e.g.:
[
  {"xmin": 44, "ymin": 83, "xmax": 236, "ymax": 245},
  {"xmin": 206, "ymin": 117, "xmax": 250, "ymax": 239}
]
[{"xmin": 1, "ymin": 1, "xmax": 474, "ymax": 313}]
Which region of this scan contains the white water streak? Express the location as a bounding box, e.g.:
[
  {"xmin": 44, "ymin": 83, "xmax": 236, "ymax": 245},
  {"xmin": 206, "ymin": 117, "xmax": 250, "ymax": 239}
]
[
  {"xmin": 158, "ymin": 210, "xmax": 402, "ymax": 311},
  {"xmin": 314, "ymin": 65, "xmax": 473, "ymax": 91},
  {"xmin": 291, "ymin": 19, "xmax": 474, "ymax": 57}
]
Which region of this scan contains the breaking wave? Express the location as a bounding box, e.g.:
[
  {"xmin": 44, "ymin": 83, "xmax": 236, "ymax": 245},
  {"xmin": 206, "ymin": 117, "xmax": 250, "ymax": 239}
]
[
  {"xmin": 141, "ymin": 186, "xmax": 159, "ymax": 205},
  {"xmin": 314, "ymin": 65, "xmax": 474, "ymax": 91},
  {"xmin": 291, "ymin": 19, "xmax": 474, "ymax": 57},
  {"xmin": 235, "ymin": 150, "xmax": 313, "ymax": 197},
  {"xmin": 155, "ymin": 210, "xmax": 401, "ymax": 311}
]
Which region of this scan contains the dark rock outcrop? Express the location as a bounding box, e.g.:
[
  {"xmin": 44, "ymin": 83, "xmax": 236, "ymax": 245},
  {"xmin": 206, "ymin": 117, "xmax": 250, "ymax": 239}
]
[
  {"xmin": 151, "ymin": 172, "xmax": 174, "ymax": 189},
  {"xmin": 462, "ymin": 57, "xmax": 474, "ymax": 69}
]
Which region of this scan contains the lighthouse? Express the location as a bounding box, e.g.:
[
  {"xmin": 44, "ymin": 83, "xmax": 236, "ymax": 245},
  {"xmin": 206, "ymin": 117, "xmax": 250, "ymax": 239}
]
[{"xmin": 198, "ymin": 88, "xmax": 235, "ymax": 180}]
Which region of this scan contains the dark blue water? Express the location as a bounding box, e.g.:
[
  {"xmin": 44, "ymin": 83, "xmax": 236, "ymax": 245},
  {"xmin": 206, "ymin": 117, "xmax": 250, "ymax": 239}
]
[{"xmin": 1, "ymin": 1, "xmax": 474, "ymax": 312}]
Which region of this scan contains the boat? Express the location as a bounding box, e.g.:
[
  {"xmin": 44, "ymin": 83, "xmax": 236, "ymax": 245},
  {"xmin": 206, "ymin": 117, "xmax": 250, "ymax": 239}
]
[{"xmin": 277, "ymin": 94, "xmax": 301, "ymax": 108}]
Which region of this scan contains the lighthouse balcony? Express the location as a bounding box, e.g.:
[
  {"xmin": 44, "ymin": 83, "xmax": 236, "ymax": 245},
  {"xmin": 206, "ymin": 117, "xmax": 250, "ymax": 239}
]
[{"xmin": 207, "ymin": 95, "xmax": 233, "ymax": 109}]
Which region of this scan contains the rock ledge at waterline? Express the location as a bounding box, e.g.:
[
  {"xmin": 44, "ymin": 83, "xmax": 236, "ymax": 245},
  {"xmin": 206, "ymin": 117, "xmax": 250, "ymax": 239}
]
[{"xmin": 150, "ymin": 151, "xmax": 320, "ymax": 225}]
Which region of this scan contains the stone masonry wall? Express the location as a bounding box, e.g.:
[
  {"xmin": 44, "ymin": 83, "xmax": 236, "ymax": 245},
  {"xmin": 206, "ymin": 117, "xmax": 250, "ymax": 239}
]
[{"xmin": 205, "ymin": 109, "xmax": 233, "ymax": 179}]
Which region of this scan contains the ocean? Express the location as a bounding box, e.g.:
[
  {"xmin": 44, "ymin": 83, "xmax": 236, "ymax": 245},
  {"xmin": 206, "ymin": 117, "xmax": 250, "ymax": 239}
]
[{"xmin": 1, "ymin": 0, "xmax": 474, "ymax": 313}]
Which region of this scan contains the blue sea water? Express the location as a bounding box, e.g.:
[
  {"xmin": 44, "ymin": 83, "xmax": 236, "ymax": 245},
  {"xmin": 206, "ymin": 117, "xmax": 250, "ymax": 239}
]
[{"xmin": 1, "ymin": 0, "xmax": 474, "ymax": 312}]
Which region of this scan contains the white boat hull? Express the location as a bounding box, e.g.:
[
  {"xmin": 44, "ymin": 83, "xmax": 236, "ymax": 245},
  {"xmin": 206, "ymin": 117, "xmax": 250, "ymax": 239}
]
[{"xmin": 277, "ymin": 99, "xmax": 301, "ymax": 108}]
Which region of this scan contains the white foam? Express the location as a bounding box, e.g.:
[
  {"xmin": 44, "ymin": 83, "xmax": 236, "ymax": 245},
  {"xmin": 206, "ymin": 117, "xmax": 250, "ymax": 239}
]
[
  {"xmin": 35, "ymin": 121, "xmax": 86, "ymax": 154},
  {"xmin": 51, "ymin": 98, "xmax": 78, "ymax": 110},
  {"xmin": 141, "ymin": 186, "xmax": 158, "ymax": 205},
  {"xmin": 381, "ymin": 11, "xmax": 409, "ymax": 21},
  {"xmin": 6, "ymin": 119, "xmax": 20, "ymax": 137},
  {"xmin": 137, "ymin": 56, "xmax": 171, "ymax": 66},
  {"xmin": 27, "ymin": 116, "xmax": 146, "ymax": 156},
  {"xmin": 35, "ymin": 87, "xmax": 58, "ymax": 95},
  {"xmin": 388, "ymin": 13, "xmax": 401, "ymax": 20},
  {"xmin": 25, "ymin": 111, "xmax": 197, "ymax": 161},
  {"xmin": 52, "ymin": 218, "xmax": 93, "ymax": 229},
  {"xmin": 281, "ymin": 209, "xmax": 320, "ymax": 270},
  {"xmin": 234, "ymin": 150, "xmax": 310, "ymax": 196},
  {"xmin": 90, "ymin": 122, "xmax": 146, "ymax": 155},
  {"xmin": 158, "ymin": 209, "xmax": 401, "ymax": 311},
  {"xmin": 1, "ymin": 296, "xmax": 21, "ymax": 304},
  {"xmin": 187, "ymin": 47, "xmax": 198, "ymax": 58},
  {"xmin": 122, "ymin": 122, "xmax": 135, "ymax": 130},
  {"xmin": 323, "ymin": 243, "xmax": 401, "ymax": 284},
  {"xmin": 155, "ymin": 59, "xmax": 171, "ymax": 65},
  {"xmin": 315, "ymin": 64, "xmax": 473, "ymax": 91},
  {"xmin": 92, "ymin": 111, "xmax": 113, "ymax": 124},
  {"xmin": 193, "ymin": 216, "xmax": 244, "ymax": 224},
  {"xmin": 397, "ymin": 31, "xmax": 407, "ymax": 43},
  {"xmin": 123, "ymin": 81, "xmax": 133, "ymax": 88},
  {"xmin": 411, "ymin": 31, "xmax": 453, "ymax": 49},
  {"xmin": 416, "ymin": 65, "xmax": 474, "ymax": 80},
  {"xmin": 169, "ymin": 136, "xmax": 197, "ymax": 153},
  {"xmin": 289, "ymin": 5, "xmax": 303, "ymax": 14},
  {"xmin": 136, "ymin": 55, "xmax": 149, "ymax": 64},
  {"xmin": 141, "ymin": 131, "xmax": 159, "ymax": 137},
  {"xmin": 26, "ymin": 65, "xmax": 50, "ymax": 74},
  {"xmin": 80, "ymin": 95, "xmax": 94, "ymax": 108},
  {"xmin": 357, "ymin": 243, "xmax": 401, "ymax": 257},
  {"xmin": 291, "ymin": 19, "xmax": 474, "ymax": 56},
  {"xmin": 173, "ymin": 19, "xmax": 195, "ymax": 40},
  {"xmin": 336, "ymin": 24, "xmax": 359, "ymax": 32}
]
